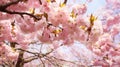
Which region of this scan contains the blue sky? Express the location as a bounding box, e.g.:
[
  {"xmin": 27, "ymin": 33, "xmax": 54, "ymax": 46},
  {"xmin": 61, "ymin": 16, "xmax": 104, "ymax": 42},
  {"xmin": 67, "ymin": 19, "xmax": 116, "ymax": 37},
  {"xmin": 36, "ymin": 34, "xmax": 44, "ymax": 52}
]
[
  {"xmin": 67, "ymin": 0, "xmax": 106, "ymax": 15},
  {"xmin": 86, "ymin": 0, "xmax": 106, "ymax": 14}
]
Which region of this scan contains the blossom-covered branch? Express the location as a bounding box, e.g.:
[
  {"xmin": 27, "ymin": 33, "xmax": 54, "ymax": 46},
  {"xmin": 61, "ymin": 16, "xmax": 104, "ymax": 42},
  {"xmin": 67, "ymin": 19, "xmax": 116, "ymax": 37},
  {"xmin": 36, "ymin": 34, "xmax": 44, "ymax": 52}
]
[
  {"xmin": 0, "ymin": 0, "xmax": 120, "ymax": 67},
  {"xmin": 0, "ymin": 0, "xmax": 21, "ymax": 10},
  {"xmin": 0, "ymin": 0, "xmax": 41, "ymax": 20}
]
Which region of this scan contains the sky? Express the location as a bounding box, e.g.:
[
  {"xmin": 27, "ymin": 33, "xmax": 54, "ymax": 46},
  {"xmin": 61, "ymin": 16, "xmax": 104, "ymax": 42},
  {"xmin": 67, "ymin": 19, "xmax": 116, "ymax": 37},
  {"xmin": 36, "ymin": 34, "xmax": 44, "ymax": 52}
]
[
  {"xmin": 67, "ymin": 0, "xmax": 106, "ymax": 15},
  {"xmin": 86, "ymin": 0, "xmax": 106, "ymax": 14}
]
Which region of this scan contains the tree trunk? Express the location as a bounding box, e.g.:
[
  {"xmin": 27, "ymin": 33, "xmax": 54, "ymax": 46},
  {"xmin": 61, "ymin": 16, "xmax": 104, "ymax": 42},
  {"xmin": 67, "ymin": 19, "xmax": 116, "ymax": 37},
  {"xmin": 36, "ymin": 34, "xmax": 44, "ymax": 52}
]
[{"xmin": 15, "ymin": 51, "xmax": 24, "ymax": 67}]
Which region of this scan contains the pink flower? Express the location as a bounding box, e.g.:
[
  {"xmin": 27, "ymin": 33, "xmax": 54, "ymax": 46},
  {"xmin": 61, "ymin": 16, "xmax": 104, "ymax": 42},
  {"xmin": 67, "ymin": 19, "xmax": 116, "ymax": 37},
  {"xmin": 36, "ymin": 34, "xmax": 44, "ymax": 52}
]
[
  {"xmin": 27, "ymin": 0, "xmax": 40, "ymax": 8},
  {"xmin": 7, "ymin": 52, "xmax": 18, "ymax": 61},
  {"xmin": 93, "ymin": 48, "xmax": 102, "ymax": 56},
  {"xmin": 15, "ymin": 15, "xmax": 36, "ymax": 33},
  {"xmin": 0, "ymin": 44, "xmax": 18, "ymax": 61},
  {"xmin": 106, "ymin": 0, "xmax": 120, "ymax": 6},
  {"xmin": 96, "ymin": 33, "xmax": 113, "ymax": 46},
  {"xmin": 107, "ymin": 15, "xmax": 120, "ymax": 27},
  {"xmin": 38, "ymin": 29, "xmax": 51, "ymax": 43},
  {"xmin": 72, "ymin": 4, "xmax": 87, "ymax": 15},
  {"xmin": 7, "ymin": 2, "xmax": 28, "ymax": 12},
  {"xmin": 110, "ymin": 24, "xmax": 120, "ymax": 36},
  {"xmin": 93, "ymin": 59, "xmax": 109, "ymax": 67},
  {"xmin": 0, "ymin": 20, "xmax": 12, "ymax": 42},
  {"xmin": 48, "ymin": 8, "xmax": 69, "ymax": 26},
  {"xmin": 41, "ymin": 2, "xmax": 51, "ymax": 13}
]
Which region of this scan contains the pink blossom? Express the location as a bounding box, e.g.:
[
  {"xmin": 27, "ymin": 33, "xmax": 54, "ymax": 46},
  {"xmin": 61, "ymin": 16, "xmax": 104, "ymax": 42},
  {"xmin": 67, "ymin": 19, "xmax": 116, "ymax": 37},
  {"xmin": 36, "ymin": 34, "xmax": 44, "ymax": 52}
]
[
  {"xmin": 0, "ymin": 0, "xmax": 120, "ymax": 66},
  {"xmin": 110, "ymin": 24, "xmax": 120, "ymax": 36},
  {"xmin": 15, "ymin": 15, "xmax": 36, "ymax": 33},
  {"xmin": 0, "ymin": 12, "xmax": 13, "ymax": 20},
  {"xmin": 7, "ymin": 52, "xmax": 18, "ymax": 61},
  {"xmin": 93, "ymin": 48, "xmax": 102, "ymax": 56},
  {"xmin": 41, "ymin": 2, "xmax": 51, "ymax": 13},
  {"xmin": 7, "ymin": 2, "xmax": 28, "ymax": 12},
  {"xmin": 96, "ymin": 33, "xmax": 113, "ymax": 46},
  {"xmin": 0, "ymin": 44, "xmax": 18, "ymax": 62},
  {"xmin": 106, "ymin": 0, "xmax": 120, "ymax": 8},
  {"xmin": 48, "ymin": 8, "xmax": 70, "ymax": 26},
  {"xmin": 93, "ymin": 59, "xmax": 109, "ymax": 67},
  {"xmin": 38, "ymin": 29, "xmax": 51, "ymax": 43},
  {"xmin": 111, "ymin": 64, "xmax": 120, "ymax": 67},
  {"xmin": 72, "ymin": 4, "xmax": 87, "ymax": 15},
  {"xmin": 0, "ymin": 20, "xmax": 12, "ymax": 42},
  {"xmin": 27, "ymin": 0, "xmax": 40, "ymax": 8},
  {"xmin": 106, "ymin": 15, "xmax": 120, "ymax": 27}
]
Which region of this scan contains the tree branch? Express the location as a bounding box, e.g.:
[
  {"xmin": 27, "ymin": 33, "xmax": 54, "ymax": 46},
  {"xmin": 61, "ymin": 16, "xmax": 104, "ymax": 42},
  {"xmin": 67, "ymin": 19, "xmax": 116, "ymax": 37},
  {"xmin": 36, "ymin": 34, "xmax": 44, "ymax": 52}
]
[
  {"xmin": 63, "ymin": 0, "xmax": 67, "ymax": 4},
  {"xmin": 38, "ymin": 57, "xmax": 45, "ymax": 67},
  {"xmin": 23, "ymin": 56, "xmax": 38, "ymax": 63},
  {"xmin": 0, "ymin": 0, "xmax": 21, "ymax": 10},
  {"xmin": 15, "ymin": 48, "xmax": 54, "ymax": 64},
  {"xmin": 1, "ymin": 9, "xmax": 41, "ymax": 20},
  {"xmin": 16, "ymin": 48, "xmax": 38, "ymax": 55},
  {"xmin": 39, "ymin": 0, "xmax": 42, "ymax": 5},
  {"xmin": 15, "ymin": 51, "xmax": 24, "ymax": 67},
  {"xmin": 0, "ymin": 0, "xmax": 41, "ymax": 20},
  {"xmin": 23, "ymin": 50, "xmax": 54, "ymax": 63}
]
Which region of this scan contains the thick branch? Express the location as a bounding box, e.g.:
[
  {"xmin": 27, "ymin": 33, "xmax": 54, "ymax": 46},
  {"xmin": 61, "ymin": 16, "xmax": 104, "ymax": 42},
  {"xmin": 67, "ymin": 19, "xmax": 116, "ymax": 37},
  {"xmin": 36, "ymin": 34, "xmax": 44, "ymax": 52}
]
[
  {"xmin": 39, "ymin": 0, "xmax": 42, "ymax": 5},
  {"xmin": 63, "ymin": 0, "xmax": 67, "ymax": 4},
  {"xmin": 0, "ymin": 0, "xmax": 41, "ymax": 20},
  {"xmin": 10, "ymin": 42, "xmax": 18, "ymax": 48},
  {"xmin": 15, "ymin": 51, "xmax": 24, "ymax": 67},
  {"xmin": 51, "ymin": 0, "xmax": 56, "ymax": 2},
  {"xmin": 0, "ymin": 9, "xmax": 41, "ymax": 20},
  {"xmin": 0, "ymin": 0, "xmax": 21, "ymax": 10}
]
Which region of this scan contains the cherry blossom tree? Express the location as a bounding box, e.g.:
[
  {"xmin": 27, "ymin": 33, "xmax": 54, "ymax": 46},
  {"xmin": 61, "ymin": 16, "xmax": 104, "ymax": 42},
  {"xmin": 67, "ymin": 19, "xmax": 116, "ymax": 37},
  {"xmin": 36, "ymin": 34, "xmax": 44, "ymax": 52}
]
[{"xmin": 0, "ymin": 0, "xmax": 120, "ymax": 67}]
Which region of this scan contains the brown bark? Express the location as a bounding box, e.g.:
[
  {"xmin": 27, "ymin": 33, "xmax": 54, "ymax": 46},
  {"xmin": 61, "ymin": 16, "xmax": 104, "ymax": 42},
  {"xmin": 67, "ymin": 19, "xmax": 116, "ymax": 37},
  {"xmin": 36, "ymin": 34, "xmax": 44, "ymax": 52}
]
[{"xmin": 15, "ymin": 51, "xmax": 24, "ymax": 67}]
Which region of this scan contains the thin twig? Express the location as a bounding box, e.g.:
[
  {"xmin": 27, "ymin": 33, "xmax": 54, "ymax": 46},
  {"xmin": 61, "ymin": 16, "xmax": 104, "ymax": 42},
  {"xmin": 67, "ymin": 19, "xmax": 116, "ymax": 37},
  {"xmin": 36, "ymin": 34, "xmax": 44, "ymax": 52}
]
[
  {"xmin": 38, "ymin": 57, "xmax": 45, "ymax": 67},
  {"xmin": 44, "ymin": 57, "xmax": 58, "ymax": 67},
  {"xmin": 16, "ymin": 48, "xmax": 38, "ymax": 55},
  {"xmin": 24, "ymin": 56, "xmax": 38, "ymax": 63},
  {"xmin": 16, "ymin": 48, "xmax": 54, "ymax": 64}
]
